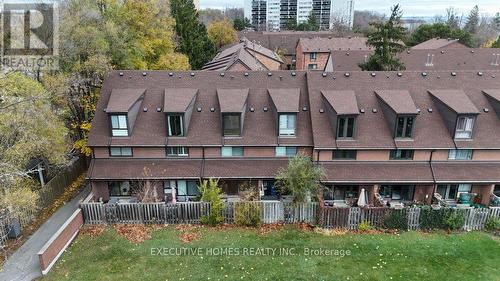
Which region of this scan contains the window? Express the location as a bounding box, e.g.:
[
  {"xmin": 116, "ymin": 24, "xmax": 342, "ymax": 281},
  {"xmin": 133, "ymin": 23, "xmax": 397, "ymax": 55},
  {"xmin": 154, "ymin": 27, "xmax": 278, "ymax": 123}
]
[
  {"xmin": 309, "ymin": 52, "xmax": 317, "ymax": 61},
  {"xmin": 337, "ymin": 117, "xmax": 355, "ymax": 138},
  {"xmin": 108, "ymin": 181, "xmax": 133, "ymax": 197},
  {"xmin": 379, "ymin": 185, "xmax": 415, "ymax": 201},
  {"xmin": 109, "ymin": 147, "xmax": 132, "ymax": 157},
  {"xmin": 164, "ymin": 180, "xmax": 199, "ymax": 202},
  {"xmin": 395, "ymin": 116, "xmax": 414, "ymax": 138},
  {"xmin": 437, "ymin": 184, "xmax": 471, "ymax": 200},
  {"xmin": 221, "ymin": 146, "xmax": 244, "ymax": 157},
  {"xmin": 167, "ymin": 147, "xmax": 189, "ymax": 157},
  {"xmin": 494, "ymin": 185, "xmax": 500, "ymax": 197},
  {"xmin": 455, "ymin": 116, "xmax": 474, "ymax": 139},
  {"xmin": 167, "ymin": 115, "xmax": 184, "ymax": 136},
  {"xmin": 324, "ymin": 185, "xmax": 358, "ymax": 201},
  {"xmin": 223, "ymin": 114, "xmax": 241, "ymax": 136},
  {"xmin": 333, "ymin": 150, "xmax": 357, "ymax": 160},
  {"xmin": 390, "ymin": 149, "xmax": 414, "ymax": 160},
  {"xmin": 110, "ymin": 115, "xmax": 128, "ymax": 136},
  {"xmin": 275, "ymin": 146, "xmax": 297, "ymax": 156},
  {"xmin": 448, "ymin": 149, "xmax": 472, "ymax": 160},
  {"xmin": 308, "ymin": 64, "xmax": 317, "ymax": 70},
  {"xmin": 279, "ymin": 114, "xmax": 296, "ymax": 136}
]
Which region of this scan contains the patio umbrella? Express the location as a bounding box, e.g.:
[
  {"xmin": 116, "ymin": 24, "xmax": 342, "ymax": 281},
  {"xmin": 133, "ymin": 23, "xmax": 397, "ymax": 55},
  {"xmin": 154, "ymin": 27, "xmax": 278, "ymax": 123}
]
[
  {"xmin": 358, "ymin": 188, "xmax": 367, "ymax": 207},
  {"xmin": 172, "ymin": 186, "xmax": 177, "ymax": 204}
]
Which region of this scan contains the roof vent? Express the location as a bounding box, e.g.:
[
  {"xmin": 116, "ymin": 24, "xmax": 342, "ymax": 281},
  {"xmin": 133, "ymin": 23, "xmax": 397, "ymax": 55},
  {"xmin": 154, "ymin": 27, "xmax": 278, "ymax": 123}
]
[
  {"xmin": 169, "ymin": 72, "xmax": 173, "ymax": 76},
  {"xmin": 421, "ymin": 72, "xmax": 428, "ymax": 77},
  {"xmin": 416, "ymin": 108, "xmax": 421, "ymax": 114},
  {"xmin": 346, "ymin": 52, "xmax": 350, "ymax": 56},
  {"xmin": 119, "ymin": 72, "xmax": 124, "ymax": 76},
  {"xmin": 291, "ymin": 72, "xmax": 296, "ymax": 76},
  {"xmin": 322, "ymin": 72, "xmax": 327, "ymax": 77},
  {"xmin": 250, "ymin": 107, "xmax": 255, "ymax": 112},
  {"xmin": 210, "ymin": 107, "xmax": 215, "ymax": 112},
  {"xmin": 319, "ymin": 109, "xmax": 325, "ymax": 113},
  {"xmin": 220, "ymin": 72, "xmax": 225, "ymax": 77},
  {"xmin": 397, "ymin": 72, "xmax": 403, "ymax": 77},
  {"xmin": 477, "ymin": 71, "xmax": 483, "ymax": 76},
  {"xmin": 143, "ymin": 107, "xmax": 148, "ymax": 112},
  {"xmin": 156, "ymin": 107, "xmax": 162, "ymax": 112},
  {"xmin": 372, "ymin": 108, "xmax": 378, "ymax": 113},
  {"xmin": 103, "ymin": 108, "xmax": 107, "ymax": 112},
  {"xmin": 406, "ymin": 50, "xmax": 411, "ymax": 54},
  {"xmin": 230, "ymin": 75, "xmax": 235, "ymax": 79},
  {"xmin": 427, "ymin": 108, "xmax": 433, "ymax": 113},
  {"xmin": 437, "ymin": 75, "xmax": 441, "ymax": 79},
  {"xmin": 263, "ymin": 107, "xmax": 268, "ymax": 112},
  {"xmin": 302, "ymin": 106, "xmax": 308, "ymax": 111},
  {"xmin": 190, "ymin": 72, "xmax": 195, "ymax": 77},
  {"xmin": 197, "ymin": 107, "xmax": 202, "ymax": 112},
  {"xmin": 451, "ymin": 72, "xmax": 457, "ymax": 76},
  {"xmin": 484, "ymin": 108, "xmax": 489, "ymax": 113},
  {"xmin": 178, "ymin": 75, "xmax": 182, "ymax": 79},
  {"xmin": 344, "ymin": 72, "xmax": 350, "ymax": 77},
  {"xmin": 279, "ymin": 75, "xmax": 283, "ymax": 80},
  {"xmin": 332, "ymin": 76, "xmax": 336, "ymax": 79},
  {"xmin": 440, "ymin": 50, "xmax": 445, "ymax": 54},
  {"xmin": 267, "ymin": 72, "xmax": 272, "ymax": 76},
  {"xmin": 471, "ymin": 50, "xmax": 475, "ymax": 53},
  {"xmin": 371, "ymin": 72, "xmax": 376, "ymax": 77},
  {"xmin": 142, "ymin": 72, "xmax": 147, "ymax": 76},
  {"xmin": 492, "ymin": 75, "xmax": 497, "ymax": 78},
  {"xmin": 244, "ymin": 72, "xmax": 249, "ymax": 76}
]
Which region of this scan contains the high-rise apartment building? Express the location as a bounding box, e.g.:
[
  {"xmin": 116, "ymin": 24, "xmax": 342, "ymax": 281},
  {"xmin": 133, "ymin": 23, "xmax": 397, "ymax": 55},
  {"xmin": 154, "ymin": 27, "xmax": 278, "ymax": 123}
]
[{"xmin": 244, "ymin": 0, "xmax": 354, "ymax": 31}]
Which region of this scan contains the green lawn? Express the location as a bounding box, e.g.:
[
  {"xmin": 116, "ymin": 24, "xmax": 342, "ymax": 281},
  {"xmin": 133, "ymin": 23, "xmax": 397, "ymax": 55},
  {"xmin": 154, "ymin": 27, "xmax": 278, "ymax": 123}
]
[{"xmin": 43, "ymin": 226, "xmax": 500, "ymax": 281}]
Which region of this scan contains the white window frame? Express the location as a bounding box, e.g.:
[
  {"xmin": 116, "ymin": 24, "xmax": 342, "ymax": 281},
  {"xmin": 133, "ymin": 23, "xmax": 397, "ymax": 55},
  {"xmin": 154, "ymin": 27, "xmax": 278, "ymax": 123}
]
[
  {"xmin": 167, "ymin": 114, "xmax": 184, "ymax": 137},
  {"xmin": 309, "ymin": 52, "xmax": 317, "ymax": 61},
  {"xmin": 111, "ymin": 115, "xmax": 128, "ymax": 136},
  {"xmin": 448, "ymin": 149, "xmax": 472, "ymax": 160},
  {"xmin": 275, "ymin": 146, "xmax": 297, "ymax": 157},
  {"xmin": 337, "ymin": 116, "xmax": 355, "ymax": 138},
  {"xmin": 455, "ymin": 116, "xmax": 474, "ymax": 139},
  {"xmin": 167, "ymin": 147, "xmax": 189, "ymax": 157},
  {"xmin": 221, "ymin": 146, "xmax": 244, "ymax": 157},
  {"xmin": 279, "ymin": 114, "xmax": 296, "ymax": 136},
  {"xmin": 109, "ymin": 147, "xmax": 133, "ymax": 157}
]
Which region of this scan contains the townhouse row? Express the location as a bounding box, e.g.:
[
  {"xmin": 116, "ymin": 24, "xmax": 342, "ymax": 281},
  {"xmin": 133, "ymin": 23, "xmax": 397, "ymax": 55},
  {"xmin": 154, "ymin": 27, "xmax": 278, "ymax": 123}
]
[{"xmin": 87, "ymin": 70, "xmax": 500, "ymax": 207}]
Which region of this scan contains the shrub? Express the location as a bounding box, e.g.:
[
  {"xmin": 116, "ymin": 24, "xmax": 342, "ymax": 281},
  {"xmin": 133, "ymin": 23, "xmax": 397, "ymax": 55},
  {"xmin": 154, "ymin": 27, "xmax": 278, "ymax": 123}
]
[
  {"xmin": 198, "ymin": 179, "xmax": 223, "ymax": 226},
  {"xmin": 419, "ymin": 207, "xmax": 449, "ymax": 230},
  {"xmin": 383, "ymin": 209, "xmax": 407, "ymax": 230},
  {"xmin": 235, "ymin": 202, "xmax": 261, "ymax": 227},
  {"xmin": 358, "ymin": 220, "xmax": 373, "ymax": 232},
  {"xmin": 484, "ymin": 216, "xmax": 500, "ymax": 231},
  {"xmin": 443, "ymin": 210, "xmax": 466, "ymax": 231}
]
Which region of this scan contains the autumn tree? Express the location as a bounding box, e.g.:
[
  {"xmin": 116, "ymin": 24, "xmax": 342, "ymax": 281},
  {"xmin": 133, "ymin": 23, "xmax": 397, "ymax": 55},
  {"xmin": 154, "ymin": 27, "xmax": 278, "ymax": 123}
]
[
  {"xmin": 0, "ymin": 72, "xmax": 69, "ymax": 214},
  {"xmin": 171, "ymin": 0, "xmax": 216, "ymax": 69},
  {"xmin": 208, "ymin": 19, "xmax": 238, "ymax": 49},
  {"xmin": 359, "ymin": 5, "xmax": 407, "ymax": 71}
]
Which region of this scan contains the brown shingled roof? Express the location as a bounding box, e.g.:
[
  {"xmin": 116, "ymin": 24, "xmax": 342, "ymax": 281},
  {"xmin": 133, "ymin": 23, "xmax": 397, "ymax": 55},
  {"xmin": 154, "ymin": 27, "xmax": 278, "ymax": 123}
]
[
  {"xmin": 268, "ymin": 88, "xmax": 300, "ymax": 112},
  {"xmin": 483, "ymin": 89, "xmax": 500, "ymax": 102},
  {"xmin": 432, "ymin": 162, "xmax": 500, "ymax": 183},
  {"xmin": 298, "ymin": 37, "xmax": 370, "ymax": 52},
  {"xmin": 321, "ymin": 90, "xmax": 359, "ymax": 115},
  {"xmin": 203, "ymin": 159, "xmax": 288, "ymax": 178},
  {"xmin": 217, "ymin": 88, "xmax": 249, "ymax": 112},
  {"xmin": 428, "ymin": 89, "xmax": 480, "ymax": 114},
  {"xmin": 88, "ymin": 159, "xmax": 202, "ymax": 179},
  {"xmin": 164, "ymin": 88, "xmax": 198, "ymax": 112},
  {"xmin": 321, "ymin": 161, "xmax": 434, "ymax": 183},
  {"xmin": 106, "ymin": 89, "xmax": 145, "ymax": 113},
  {"xmin": 411, "ymin": 38, "xmax": 467, "ymax": 49},
  {"xmin": 375, "ymin": 90, "xmax": 418, "ymax": 114}
]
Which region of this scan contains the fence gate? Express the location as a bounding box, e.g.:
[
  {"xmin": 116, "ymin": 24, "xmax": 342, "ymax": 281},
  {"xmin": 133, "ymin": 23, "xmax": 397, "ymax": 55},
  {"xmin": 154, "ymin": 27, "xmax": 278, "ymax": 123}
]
[
  {"xmin": 406, "ymin": 208, "xmax": 421, "ymax": 231},
  {"xmin": 348, "ymin": 207, "xmax": 361, "ymax": 230}
]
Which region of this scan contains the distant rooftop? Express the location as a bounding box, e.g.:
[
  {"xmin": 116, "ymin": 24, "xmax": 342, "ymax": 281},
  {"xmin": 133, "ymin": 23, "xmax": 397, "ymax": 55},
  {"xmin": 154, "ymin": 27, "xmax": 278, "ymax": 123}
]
[{"xmin": 411, "ymin": 38, "xmax": 468, "ymax": 49}]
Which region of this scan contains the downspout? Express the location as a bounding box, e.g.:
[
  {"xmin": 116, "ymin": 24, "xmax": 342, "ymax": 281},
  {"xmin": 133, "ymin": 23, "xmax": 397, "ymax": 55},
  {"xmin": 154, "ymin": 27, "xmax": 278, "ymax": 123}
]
[
  {"xmin": 429, "ymin": 149, "xmax": 437, "ymax": 204},
  {"xmin": 200, "ymin": 147, "xmax": 205, "ymax": 181}
]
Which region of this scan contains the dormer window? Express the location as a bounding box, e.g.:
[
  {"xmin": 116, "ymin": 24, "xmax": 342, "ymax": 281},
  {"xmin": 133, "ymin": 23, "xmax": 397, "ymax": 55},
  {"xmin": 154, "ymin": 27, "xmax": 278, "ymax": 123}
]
[
  {"xmin": 223, "ymin": 114, "xmax": 241, "ymax": 136},
  {"xmin": 279, "ymin": 114, "xmax": 296, "ymax": 136},
  {"xmin": 337, "ymin": 116, "xmax": 355, "ymax": 138},
  {"xmin": 395, "ymin": 116, "xmax": 414, "ymax": 138},
  {"xmin": 455, "ymin": 116, "xmax": 474, "ymax": 139},
  {"xmin": 110, "ymin": 115, "xmax": 129, "ymax": 136},
  {"xmin": 310, "ymin": 52, "xmax": 317, "ymax": 61},
  {"xmin": 167, "ymin": 114, "xmax": 184, "ymax": 137}
]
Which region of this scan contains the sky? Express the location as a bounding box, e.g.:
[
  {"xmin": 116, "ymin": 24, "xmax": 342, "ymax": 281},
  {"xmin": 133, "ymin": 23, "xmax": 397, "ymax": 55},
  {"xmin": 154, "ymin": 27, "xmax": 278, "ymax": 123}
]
[{"xmin": 200, "ymin": 0, "xmax": 500, "ymax": 17}]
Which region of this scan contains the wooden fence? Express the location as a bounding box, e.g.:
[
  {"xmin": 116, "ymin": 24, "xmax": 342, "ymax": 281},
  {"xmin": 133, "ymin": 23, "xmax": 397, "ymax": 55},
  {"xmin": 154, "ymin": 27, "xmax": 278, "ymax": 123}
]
[
  {"xmin": 80, "ymin": 201, "xmax": 500, "ymax": 232},
  {"xmin": 0, "ymin": 211, "xmax": 11, "ymax": 248}
]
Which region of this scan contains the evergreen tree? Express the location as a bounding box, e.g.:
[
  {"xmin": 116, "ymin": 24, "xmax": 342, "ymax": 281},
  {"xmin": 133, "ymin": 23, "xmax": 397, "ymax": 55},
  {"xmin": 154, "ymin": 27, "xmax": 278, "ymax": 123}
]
[
  {"xmin": 171, "ymin": 0, "xmax": 216, "ymax": 69},
  {"xmin": 493, "ymin": 37, "xmax": 500, "ymax": 48},
  {"xmin": 233, "ymin": 18, "xmax": 251, "ymax": 31},
  {"xmin": 493, "ymin": 13, "xmax": 500, "ymax": 32},
  {"xmin": 359, "ymin": 5, "xmax": 407, "ymax": 71},
  {"xmin": 463, "ymin": 5, "xmax": 479, "ymax": 34}
]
